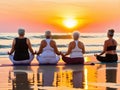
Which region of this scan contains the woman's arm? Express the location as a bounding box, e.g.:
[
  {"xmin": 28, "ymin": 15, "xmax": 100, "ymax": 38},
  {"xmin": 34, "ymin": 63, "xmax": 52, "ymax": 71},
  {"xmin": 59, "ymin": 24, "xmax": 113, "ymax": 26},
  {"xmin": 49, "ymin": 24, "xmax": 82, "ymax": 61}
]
[
  {"xmin": 99, "ymin": 41, "xmax": 107, "ymax": 56},
  {"xmin": 115, "ymin": 40, "xmax": 118, "ymax": 46},
  {"xmin": 27, "ymin": 39, "xmax": 34, "ymax": 55},
  {"xmin": 64, "ymin": 42, "xmax": 72, "ymax": 56},
  {"xmin": 53, "ymin": 41, "xmax": 61, "ymax": 55},
  {"xmin": 37, "ymin": 40, "xmax": 44, "ymax": 55},
  {"xmin": 8, "ymin": 39, "xmax": 15, "ymax": 55},
  {"xmin": 81, "ymin": 43, "xmax": 85, "ymax": 54}
]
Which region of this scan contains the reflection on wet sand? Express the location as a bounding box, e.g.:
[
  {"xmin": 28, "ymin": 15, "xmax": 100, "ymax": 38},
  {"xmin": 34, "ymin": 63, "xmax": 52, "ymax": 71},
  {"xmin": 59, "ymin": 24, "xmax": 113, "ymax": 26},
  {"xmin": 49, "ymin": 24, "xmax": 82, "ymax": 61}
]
[
  {"xmin": 37, "ymin": 66, "xmax": 57, "ymax": 86},
  {"xmin": 84, "ymin": 63, "xmax": 118, "ymax": 90},
  {"xmin": 106, "ymin": 64, "xmax": 117, "ymax": 90},
  {"xmin": 37, "ymin": 65, "xmax": 84, "ymax": 88},
  {"xmin": 9, "ymin": 65, "xmax": 84, "ymax": 90},
  {"xmin": 9, "ymin": 66, "xmax": 33, "ymax": 90},
  {"xmin": 5, "ymin": 56, "xmax": 120, "ymax": 90}
]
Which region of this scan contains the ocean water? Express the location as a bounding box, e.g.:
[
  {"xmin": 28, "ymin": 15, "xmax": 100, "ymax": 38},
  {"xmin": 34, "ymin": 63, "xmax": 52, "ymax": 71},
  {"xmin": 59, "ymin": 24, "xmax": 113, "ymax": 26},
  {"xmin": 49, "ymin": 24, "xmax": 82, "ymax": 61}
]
[{"xmin": 0, "ymin": 33, "xmax": 120, "ymax": 57}]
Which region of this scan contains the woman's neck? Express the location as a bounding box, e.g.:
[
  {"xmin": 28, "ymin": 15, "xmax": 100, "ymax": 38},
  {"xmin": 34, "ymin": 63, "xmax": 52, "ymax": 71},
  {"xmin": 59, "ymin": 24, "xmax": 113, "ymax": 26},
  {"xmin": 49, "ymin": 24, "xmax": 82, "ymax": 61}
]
[
  {"xmin": 19, "ymin": 36, "xmax": 24, "ymax": 39},
  {"xmin": 74, "ymin": 39, "xmax": 78, "ymax": 41},
  {"xmin": 109, "ymin": 37, "xmax": 113, "ymax": 40},
  {"xmin": 46, "ymin": 37, "xmax": 51, "ymax": 39}
]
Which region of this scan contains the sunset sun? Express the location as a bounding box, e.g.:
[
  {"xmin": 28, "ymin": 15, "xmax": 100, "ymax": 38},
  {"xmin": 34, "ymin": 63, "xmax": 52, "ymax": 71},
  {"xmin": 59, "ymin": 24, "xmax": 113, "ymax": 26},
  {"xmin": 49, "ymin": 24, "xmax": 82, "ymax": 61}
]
[{"xmin": 63, "ymin": 18, "xmax": 78, "ymax": 28}]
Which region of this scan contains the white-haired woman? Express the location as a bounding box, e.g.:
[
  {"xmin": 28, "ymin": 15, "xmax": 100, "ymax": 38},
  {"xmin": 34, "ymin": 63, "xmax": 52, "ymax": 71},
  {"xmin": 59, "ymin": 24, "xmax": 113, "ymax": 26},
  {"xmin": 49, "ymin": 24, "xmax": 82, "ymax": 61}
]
[
  {"xmin": 61, "ymin": 31, "xmax": 85, "ymax": 64},
  {"xmin": 36, "ymin": 30, "xmax": 61, "ymax": 64},
  {"xmin": 95, "ymin": 29, "xmax": 118, "ymax": 62},
  {"xmin": 8, "ymin": 28, "xmax": 35, "ymax": 65}
]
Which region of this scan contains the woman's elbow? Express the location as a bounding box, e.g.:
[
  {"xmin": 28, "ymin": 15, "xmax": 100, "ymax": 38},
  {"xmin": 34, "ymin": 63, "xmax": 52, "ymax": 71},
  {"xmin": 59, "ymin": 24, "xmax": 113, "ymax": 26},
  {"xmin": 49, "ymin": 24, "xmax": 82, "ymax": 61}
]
[
  {"xmin": 82, "ymin": 50, "xmax": 85, "ymax": 54},
  {"xmin": 55, "ymin": 51, "xmax": 60, "ymax": 55}
]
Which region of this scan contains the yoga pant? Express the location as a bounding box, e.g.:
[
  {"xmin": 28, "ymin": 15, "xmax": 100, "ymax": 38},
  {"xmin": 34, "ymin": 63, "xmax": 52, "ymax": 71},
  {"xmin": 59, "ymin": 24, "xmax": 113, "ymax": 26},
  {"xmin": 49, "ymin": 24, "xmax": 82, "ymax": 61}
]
[
  {"xmin": 62, "ymin": 56, "xmax": 84, "ymax": 64},
  {"xmin": 37, "ymin": 55, "xmax": 60, "ymax": 64},
  {"xmin": 96, "ymin": 54, "xmax": 118, "ymax": 63},
  {"xmin": 9, "ymin": 54, "xmax": 34, "ymax": 65}
]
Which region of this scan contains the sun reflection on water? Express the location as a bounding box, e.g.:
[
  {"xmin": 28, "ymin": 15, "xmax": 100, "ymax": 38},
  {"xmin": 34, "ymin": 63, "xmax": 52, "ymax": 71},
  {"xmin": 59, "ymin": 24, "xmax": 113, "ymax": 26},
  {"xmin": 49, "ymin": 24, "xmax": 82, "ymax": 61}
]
[{"xmin": 1, "ymin": 56, "xmax": 120, "ymax": 90}]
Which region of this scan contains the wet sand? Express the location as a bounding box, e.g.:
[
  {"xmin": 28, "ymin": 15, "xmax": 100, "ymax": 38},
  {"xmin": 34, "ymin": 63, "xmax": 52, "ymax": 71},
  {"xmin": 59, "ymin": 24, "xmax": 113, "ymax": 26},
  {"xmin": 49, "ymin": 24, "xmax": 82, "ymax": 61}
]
[
  {"xmin": 0, "ymin": 56, "xmax": 98, "ymax": 66},
  {"xmin": 0, "ymin": 56, "xmax": 120, "ymax": 90}
]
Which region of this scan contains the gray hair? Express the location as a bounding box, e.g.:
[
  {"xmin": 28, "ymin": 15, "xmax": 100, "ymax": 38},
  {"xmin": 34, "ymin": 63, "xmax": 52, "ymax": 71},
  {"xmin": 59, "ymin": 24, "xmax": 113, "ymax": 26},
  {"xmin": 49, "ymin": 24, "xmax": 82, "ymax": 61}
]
[
  {"xmin": 45, "ymin": 30, "xmax": 51, "ymax": 36},
  {"xmin": 73, "ymin": 31, "xmax": 80, "ymax": 38},
  {"xmin": 18, "ymin": 28, "xmax": 25, "ymax": 35}
]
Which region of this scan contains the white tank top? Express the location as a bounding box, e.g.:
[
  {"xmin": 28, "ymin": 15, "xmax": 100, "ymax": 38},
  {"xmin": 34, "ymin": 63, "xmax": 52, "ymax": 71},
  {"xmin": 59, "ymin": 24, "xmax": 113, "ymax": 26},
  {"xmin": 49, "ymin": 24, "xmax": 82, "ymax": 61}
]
[
  {"xmin": 41, "ymin": 39, "xmax": 56, "ymax": 58},
  {"xmin": 70, "ymin": 40, "xmax": 83, "ymax": 58}
]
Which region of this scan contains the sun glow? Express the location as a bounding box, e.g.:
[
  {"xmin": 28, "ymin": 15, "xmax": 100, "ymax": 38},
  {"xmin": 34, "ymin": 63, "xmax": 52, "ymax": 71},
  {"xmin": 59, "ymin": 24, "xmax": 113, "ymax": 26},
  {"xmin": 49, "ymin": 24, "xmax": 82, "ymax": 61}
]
[{"xmin": 63, "ymin": 18, "xmax": 78, "ymax": 28}]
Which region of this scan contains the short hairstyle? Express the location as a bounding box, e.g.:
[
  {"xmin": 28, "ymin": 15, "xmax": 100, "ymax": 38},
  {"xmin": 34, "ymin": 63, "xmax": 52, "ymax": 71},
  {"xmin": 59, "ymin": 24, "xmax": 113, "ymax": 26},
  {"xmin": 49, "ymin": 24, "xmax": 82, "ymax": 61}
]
[
  {"xmin": 45, "ymin": 30, "xmax": 51, "ymax": 36},
  {"xmin": 18, "ymin": 28, "xmax": 25, "ymax": 35},
  {"xmin": 73, "ymin": 31, "xmax": 80, "ymax": 38}
]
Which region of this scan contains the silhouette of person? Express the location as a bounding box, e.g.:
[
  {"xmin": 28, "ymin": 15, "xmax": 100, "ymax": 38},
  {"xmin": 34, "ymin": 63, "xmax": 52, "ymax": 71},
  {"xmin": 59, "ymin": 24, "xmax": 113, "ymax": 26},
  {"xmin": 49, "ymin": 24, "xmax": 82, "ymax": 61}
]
[
  {"xmin": 37, "ymin": 65, "xmax": 57, "ymax": 86},
  {"xmin": 65, "ymin": 65, "xmax": 84, "ymax": 88},
  {"xmin": 106, "ymin": 63, "xmax": 117, "ymax": 90},
  {"xmin": 11, "ymin": 66, "xmax": 32, "ymax": 90}
]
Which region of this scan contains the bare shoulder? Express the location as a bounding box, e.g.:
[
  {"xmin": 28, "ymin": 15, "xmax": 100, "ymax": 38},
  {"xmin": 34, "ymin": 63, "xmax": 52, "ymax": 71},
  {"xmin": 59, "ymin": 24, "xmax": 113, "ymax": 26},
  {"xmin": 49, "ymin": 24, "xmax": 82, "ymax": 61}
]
[
  {"xmin": 13, "ymin": 38, "xmax": 16, "ymax": 41},
  {"xmin": 40, "ymin": 40, "xmax": 46, "ymax": 47},
  {"xmin": 70, "ymin": 41, "xmax": 74, "ymax": 44},
  {"xmin": 26, "ymin": 38, "xmax": 30, "ymax": 41},
  {"xmin": 104, "ymin": 39, "xmax": 109, "ymax": 43},
  {"xmin": 51, "ymin": 39, "xmax": 55, "ymax": 42},
  {"xmin": 50, "ymin": 40, "xmax": 56, "ymax": 47},
  {"xmin": 113, "ymin": 39, "xmax": 117, "ymax": 44},
  {"xmin": 69, "ymin": 41, "xmax": 75, "ymax": 48},
  {"xmin": 113, "ymin": 39, "xmax": 117, "ymax": 42},
  {"xmin": 50, "ymin": 39, "xmax": 56, "ymax": 44},
  {"xmin": 13, "ymin": 38, "xmax": 16, "ymax": 44},
  {"xmin": 78, "ymin": 41, "xmax": 84, "ymax": 46},
  {"xmin": 41, "ymin": 40, "xmax": 46, "ymax": 43}
]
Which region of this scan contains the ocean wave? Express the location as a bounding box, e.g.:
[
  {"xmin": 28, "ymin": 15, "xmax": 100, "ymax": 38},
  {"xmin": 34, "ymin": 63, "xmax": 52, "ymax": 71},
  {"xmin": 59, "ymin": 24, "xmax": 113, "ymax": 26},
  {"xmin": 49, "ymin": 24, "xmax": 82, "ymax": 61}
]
[
  {"xmin": 81, "ymin": 35, "xmax": 105, "ymax": 38},
  {"xmin": 0, "ymin": 37, "xmax": 11, "ymax": 40},
  {"xmin": 30, "ymin": 35, "xmax": 104, "ymax": 39},
  {"xmin": 0, "ymin": 52, "xmax": 7, "ymax": 55},
  {"xmin": 32, "ymin": 44, "xmax": 67, "ymax": 47},
  {"xmin": 57, "ymin": 45, "xmax": 67, "ymax": 47},
  {"xmin": 0, "ymin": 43, "xmax": 103, "ymax": 49},
  {"xmin": 85, "ymin": 44, "xmax": 103, "ymax": 47},
  {"xmin": 29, "ymin": 36, "xmax": 44, "ymax": 39},
  {"xmin": 30, "ymin": 35, "xmax": 72, "ymax": 39},
  {"xmin": 0, "ymin": 36, "xmax": 15, "ymax": 40},
  {"xmin": 0, "ymin": 45, "xmax": 11, "ymax": 48},
  {"xmin": 85, "ymin": 51, "xmax": 101, "ymax": 54},
  {"xmin": 81, "ymin": 36, "xmax": 97, "ymax": 38},
  {"xmin": 32, "ymin": 44, "xmax": 40, "ymax": 47},
  {"xmin": 52, "ymin": 35, "xmax": 72, "ymax": 39},
  {"xmin": 0, "ymin": 44, "xmax": 67, "ymax": 49},
  {"xmin": 0, "ymin": 34, "xmax": 105, "ymax": 40}
]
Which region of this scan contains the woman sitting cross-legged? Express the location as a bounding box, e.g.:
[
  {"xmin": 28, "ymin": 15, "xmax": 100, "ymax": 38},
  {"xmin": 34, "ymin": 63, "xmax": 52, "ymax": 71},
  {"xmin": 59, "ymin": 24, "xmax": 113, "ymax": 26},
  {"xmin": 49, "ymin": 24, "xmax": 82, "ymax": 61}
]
[
  {"xmin": 61, "ymin": 31, "xmax": 85, "ymax": 64},
  {"xmin": 36, "ymin": 30, "xmax": 61, "ymax": 65},
  {"xmin": 94, "ymin": 29, "xmax": 118, "ymax": 62},
  {"xmin": 8, "ymin": 28, "xmax": 35, "ymax": 65}
]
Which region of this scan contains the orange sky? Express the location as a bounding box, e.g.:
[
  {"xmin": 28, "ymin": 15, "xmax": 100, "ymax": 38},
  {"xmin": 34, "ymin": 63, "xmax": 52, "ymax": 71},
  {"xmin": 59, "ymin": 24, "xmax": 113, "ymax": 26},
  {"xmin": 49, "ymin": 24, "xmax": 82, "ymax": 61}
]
[{"xmin": 0, "ymin": 0, "xmax": 120, "ymax": 33}]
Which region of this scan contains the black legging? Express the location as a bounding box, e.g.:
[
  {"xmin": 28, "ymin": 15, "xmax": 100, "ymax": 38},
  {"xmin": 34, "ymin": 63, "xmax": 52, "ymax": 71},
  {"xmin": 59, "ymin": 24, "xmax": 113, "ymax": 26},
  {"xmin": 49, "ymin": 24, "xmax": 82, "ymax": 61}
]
[{"xmin": 96, "ymin": 54, "xmax": 118, "ymax": 62}]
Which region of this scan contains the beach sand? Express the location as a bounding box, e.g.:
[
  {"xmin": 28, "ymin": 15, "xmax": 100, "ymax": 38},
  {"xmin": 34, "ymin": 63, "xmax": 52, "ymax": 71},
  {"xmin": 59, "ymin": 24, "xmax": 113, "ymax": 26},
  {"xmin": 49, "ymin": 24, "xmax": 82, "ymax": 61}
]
[
  {"xmin": 0, "ymin": 56, "xmax": 98, "ymax": 65},
  {"xmin": 0, "ymin": 56, "xmax": 120, "ymax": 90}
]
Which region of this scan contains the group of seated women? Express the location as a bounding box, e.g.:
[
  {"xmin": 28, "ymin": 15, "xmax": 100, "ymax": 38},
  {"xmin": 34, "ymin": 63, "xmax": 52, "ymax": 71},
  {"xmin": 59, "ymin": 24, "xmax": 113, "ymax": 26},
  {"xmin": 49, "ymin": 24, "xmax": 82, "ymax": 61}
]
[{"xmin": 8, "ymin": 28, "xmax": 118, "ymax": 65}]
